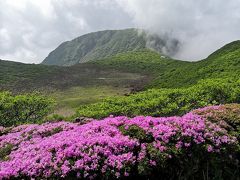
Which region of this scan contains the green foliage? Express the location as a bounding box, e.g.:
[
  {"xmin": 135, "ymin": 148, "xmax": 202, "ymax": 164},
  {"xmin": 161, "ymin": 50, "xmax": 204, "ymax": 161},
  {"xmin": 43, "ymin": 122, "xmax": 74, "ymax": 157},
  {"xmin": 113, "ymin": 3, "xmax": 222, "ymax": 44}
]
[
  {"xmin": 92, "ymin": 50, "xmax": 189, "ymax": 75},
  {"xmin": 46, "ymin": 114, "xmax": 65, "ymax": 122},
  {"xmin": 119, "ymin": 125, "xmax": 154, "ymax": 143},
  {"xmin": 92, "ymin": 40, "xmax": 240, "ymax": 89},
  {"xmin": 40, "ymin": 127, "xmax": 63, "ymax": 137},
  {"xmin": 76, "ymin": 78, "xmax": 240, "ymax": 119},
  {"xmin": 0, "ymin": 60, "xmax": 61, "ymax": 89},
  {"xmin": 0, "ymin": 144, "xmax": 14, "ymax": 161},
  {"xmin": 0, "ymin": 92, "xmax": 55, "ymax": 127},
  {"xmin": 1, "ymin": 40, "xmax": 240, "ymax": 94},
  {"xmin": 0, "ymin": 59, "xmax": 145, "ymax": 93}
]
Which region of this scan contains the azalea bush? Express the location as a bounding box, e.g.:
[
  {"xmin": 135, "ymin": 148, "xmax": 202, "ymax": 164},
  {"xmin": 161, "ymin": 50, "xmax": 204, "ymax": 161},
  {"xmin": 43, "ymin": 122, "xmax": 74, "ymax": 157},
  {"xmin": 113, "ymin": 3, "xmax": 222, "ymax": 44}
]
[
  {"xmin": 0, "ymin": 109, "xmax": 239, "ymax": 179},
  {"xmin": 0, "ymin": 91, "xmax": 55, "ymax": 127},
  {"xmin": 193, "ymin": 104, "xmax": 240, "ymax": 139},
  {"xmin": 76, "ymin": 78, "xmax": 240, "ymax": 119}
]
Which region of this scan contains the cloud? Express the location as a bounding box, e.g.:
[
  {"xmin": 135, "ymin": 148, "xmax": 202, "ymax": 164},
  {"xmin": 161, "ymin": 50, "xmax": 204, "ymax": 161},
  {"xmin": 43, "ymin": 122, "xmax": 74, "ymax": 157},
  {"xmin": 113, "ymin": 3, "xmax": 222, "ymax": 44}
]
[
  {"xmin": 0, "ymin": 0, "xmax": 133, "ymax": 63},
  {"xmin": 117, "ymin": 0, "xmax": 240, "ymax": 60},
  {"xmin": 1, "ymin": 0, "xmax": 240, "ymax": 63}
]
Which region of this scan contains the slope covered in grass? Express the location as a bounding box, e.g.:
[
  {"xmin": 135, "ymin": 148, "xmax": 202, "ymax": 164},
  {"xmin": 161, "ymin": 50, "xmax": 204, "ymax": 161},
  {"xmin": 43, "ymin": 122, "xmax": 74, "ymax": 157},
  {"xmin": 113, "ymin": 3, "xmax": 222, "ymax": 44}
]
[
  {"xmin": 77, "ymin": 40, "xmax": 240, "ymax": 89},
  {"xmin": 2, "ymin": 40, "xmax": 240, "ymax": 91},
  {"xmin": 1, "ymin": 40, "xmax": 240, "ymax": 117},
  {"xmin": 76, "ymin": 78, "xmax": 240, "ymax": 119},
  {"xmin": 42, "ymin": 29, "xmax": 149, "ymax": 66},
  {"xmin": 41, "ymin": 28, "xmax": 180, "ymax": 66},
  {"xmin": 0, "ymin": 59, "xmax": 147, "ymax": 93},
  {"xmin": 149, "ymin": 40, "xmax": 240, "ymax": 88}
]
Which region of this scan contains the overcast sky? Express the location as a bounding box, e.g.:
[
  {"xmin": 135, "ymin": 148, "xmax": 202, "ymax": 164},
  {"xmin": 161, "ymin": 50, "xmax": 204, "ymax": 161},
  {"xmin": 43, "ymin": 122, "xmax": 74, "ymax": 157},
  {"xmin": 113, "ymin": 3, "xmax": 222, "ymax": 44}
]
[{"xmin": 1, "ymin": 0, "xmax": 240, "ymax": 63}]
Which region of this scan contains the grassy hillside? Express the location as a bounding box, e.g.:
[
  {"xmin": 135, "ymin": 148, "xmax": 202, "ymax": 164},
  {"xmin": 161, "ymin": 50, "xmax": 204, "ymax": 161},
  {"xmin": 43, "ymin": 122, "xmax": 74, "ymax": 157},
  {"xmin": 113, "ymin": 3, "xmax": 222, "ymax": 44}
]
[
  {"xmin": 0, "ymin": 58, "xmax": 149, "ymax": 116},
  {"xmin": 42, "ymin": 29, "xmax": 148, "ymax": 66},
  {"xmin": 0, "ymin": 57, "xmax": 151, "ymax": 115},
  {"xmin": 4, "ymin": 40, "xmax": 240, "ymax": 92},
  {"xmin": 91, "ymin": 50, "xmax": 192, "ymax": 88},
  {"xmin": 92, "ymin": 40, "xmax": 240, "ymax": 88},
  {"xmin": 1, "ymin": 40, "xmax": 240, "ymax": 116},
  {"xmin": 152, "ymin": 41, "xmax": 240, "ymax": 88},
  {"xmin": 0, "ymin": 60, "xmax": 61, "ymax": 86},
  {"xmin": 0, "ymin": 59, "xmax": 147, "ymax": 92},
  {"xmin": 42, "ymin": 28, "xmax": 181, "ymax": 66},
  {"xmin": 76, "ymin": 78, "xmax": 240, "ymax": 119},
  {"xmin": 74, "ymin": 40, "xmax": 240, "ymax": 118}
]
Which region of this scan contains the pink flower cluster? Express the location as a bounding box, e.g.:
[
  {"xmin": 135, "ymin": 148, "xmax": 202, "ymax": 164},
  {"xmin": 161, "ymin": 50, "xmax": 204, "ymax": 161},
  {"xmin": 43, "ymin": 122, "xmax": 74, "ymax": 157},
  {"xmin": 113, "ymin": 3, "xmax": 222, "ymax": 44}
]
[{"xmin": 0, "ymin": 113, "xmax": 237, "ymax": 179}]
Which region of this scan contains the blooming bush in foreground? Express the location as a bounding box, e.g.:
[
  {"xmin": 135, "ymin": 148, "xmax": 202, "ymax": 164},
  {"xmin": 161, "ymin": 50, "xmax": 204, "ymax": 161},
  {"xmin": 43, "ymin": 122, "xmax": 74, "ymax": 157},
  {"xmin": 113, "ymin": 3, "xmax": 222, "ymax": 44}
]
[
  {"xmin": 0, "ymin": 110, "xmax": 239, "ymax": 179},
  {"xmin": 193, "ymin": 104, "xmax": 240, "ymax": 137}
]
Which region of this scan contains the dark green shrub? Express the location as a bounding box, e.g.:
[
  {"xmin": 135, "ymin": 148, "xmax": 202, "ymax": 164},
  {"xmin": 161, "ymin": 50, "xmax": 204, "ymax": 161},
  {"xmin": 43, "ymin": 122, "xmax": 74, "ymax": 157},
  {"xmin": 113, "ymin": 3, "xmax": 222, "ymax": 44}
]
[
  {"xmin": 119, "ymin": 125, "xmax": 154, "ymax": 143},
  {"xmin": 45, "ymin": 114, "xmax": 65, "ymax": 122},
  {"xmin": 0, "ymin": 144, "xmax": 14, "ymax": 161},
  {"xmin": 0, "ymin": 91, "xmax": 55, "ymax": 127},
  {"xmin": 76, "ymin": 78, "xmax": 240, "ymax": 119}
]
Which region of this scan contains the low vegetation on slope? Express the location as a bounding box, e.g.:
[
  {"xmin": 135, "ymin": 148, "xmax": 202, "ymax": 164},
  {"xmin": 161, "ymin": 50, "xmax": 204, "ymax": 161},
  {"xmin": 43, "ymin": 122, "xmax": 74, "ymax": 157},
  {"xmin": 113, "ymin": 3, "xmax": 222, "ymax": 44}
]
[
  {"xmin": 0, "ymin": 60, "xmax": 147, "ymax": 93},
  {"xmin": 2, "ymin": 40, "xmax": 240, "ymax": 92},
  {"xmin": 0, "ymin": 60, "xmax": 61, "ymax": 89},
  {"xmin": 0, "ymin": 105, "xmax": 239, "ymax": 179},
  {"xmin": 76, "ymin": 78, "xmax": 240, "ymax": 119},
  {"xmin": 94, "ymin": 41, "xmax": 240, "ymax": 88}
]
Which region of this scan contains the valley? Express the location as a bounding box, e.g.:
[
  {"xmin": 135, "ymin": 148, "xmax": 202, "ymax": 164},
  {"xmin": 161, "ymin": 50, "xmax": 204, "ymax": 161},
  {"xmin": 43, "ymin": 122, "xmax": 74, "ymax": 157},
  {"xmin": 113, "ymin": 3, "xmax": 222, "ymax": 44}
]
[{"xmin": 1, "ymin": 35, "xmax": 240, "ymax": 117}]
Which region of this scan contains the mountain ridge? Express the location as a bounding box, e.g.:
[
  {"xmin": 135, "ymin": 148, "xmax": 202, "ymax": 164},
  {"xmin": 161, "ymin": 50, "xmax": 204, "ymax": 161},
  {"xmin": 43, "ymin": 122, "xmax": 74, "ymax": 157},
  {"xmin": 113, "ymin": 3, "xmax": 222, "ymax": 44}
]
[
  {"xmin": 42, "ymin": 28, "xmax": 182, "ymax": 66},
  {"xmin": 1, "ymin": 40, "xmax": 240, "ymax": 92},
  {"xmin": 42, "ymin": 28, "xmax": 148, "ymax": 66}
]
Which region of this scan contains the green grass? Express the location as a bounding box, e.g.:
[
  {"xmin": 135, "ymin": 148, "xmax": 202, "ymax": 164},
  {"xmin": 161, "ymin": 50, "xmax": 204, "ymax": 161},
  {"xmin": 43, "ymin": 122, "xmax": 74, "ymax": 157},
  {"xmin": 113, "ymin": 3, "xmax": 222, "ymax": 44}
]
[
  {"xmin": 93, "ymin": 41, "xmax": 240, "ymax": 88},
  {"xmin": 3, "ymin": 40, "xmax": 240, "ymax": 93},
  {"xmin": 76, "ymin": 78, "xmax": 240, "ymax": 119},
  {"xmin": 0, "ymin": 60, "xmax": 147, "ymax": 92},
  {"xmin": 50, "ymin": 86, "xmax": 130, "ymax": 116}
]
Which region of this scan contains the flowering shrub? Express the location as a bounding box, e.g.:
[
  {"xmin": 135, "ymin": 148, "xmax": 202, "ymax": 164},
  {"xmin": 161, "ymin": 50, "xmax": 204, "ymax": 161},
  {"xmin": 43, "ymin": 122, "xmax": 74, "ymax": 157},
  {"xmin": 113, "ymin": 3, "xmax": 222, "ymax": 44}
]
[
  {"xmin": 0, "ymin": 112, "xmax": 239, "ymax": 179},
  {"xmin": 193, "ymin": 104, "xmax": 240, "ymax": 137}
]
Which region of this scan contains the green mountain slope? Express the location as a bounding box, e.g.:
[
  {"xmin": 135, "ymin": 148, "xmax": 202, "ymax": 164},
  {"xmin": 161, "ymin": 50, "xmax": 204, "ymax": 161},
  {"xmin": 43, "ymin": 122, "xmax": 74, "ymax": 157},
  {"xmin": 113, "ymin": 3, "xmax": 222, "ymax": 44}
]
[
  {"xmin": 0, "ymin": 60, "xmax": 61, "ymax": 89},
  {"xmin": 0, "ymin": 59, "xmax": 148, "ymax": 92},
  {"xmin": 151, "ymin": 40, "xmax": 240, "ymax": 88},
  {"xmin": 75, "ymin": 41, "xmax": 240, "ymax": 118},
  {"xmin": 1, "ymin": 40, "xmax": 240, "ymax": 116},
  {"xmin": 89, "ymin": 40, "xmax": 240, "ymax": 88},
  {"xmin": 42, "ymin": 29, "xmax": 149, "ymax": 66},
  {"xmin": 42, "ymin": 28, "xmax": 180, "ymax": 66},
  {"xmin": 1, "ymin": 40, "xmax": 240, "ymax": 92}
]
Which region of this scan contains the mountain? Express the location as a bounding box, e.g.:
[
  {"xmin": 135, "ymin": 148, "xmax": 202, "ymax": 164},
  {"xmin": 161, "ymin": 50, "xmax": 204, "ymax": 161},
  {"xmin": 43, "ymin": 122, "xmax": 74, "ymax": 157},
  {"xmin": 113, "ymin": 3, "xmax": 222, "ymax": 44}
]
[
  {"xmin": 1, "ymin": 40, "xmax": 240, "ymax": 116},
  {"xmin": 42, "ymin": 29, "xmax": 147, "ymax": 66},
  {"xmin": 2, "ymin": 40, "xmax": 240, "ymax": 92},
  {"xmin": 42, "ymin": 28, "xmax": 180, "ymax": 66}
]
